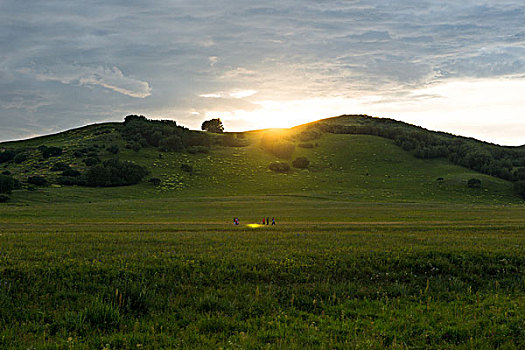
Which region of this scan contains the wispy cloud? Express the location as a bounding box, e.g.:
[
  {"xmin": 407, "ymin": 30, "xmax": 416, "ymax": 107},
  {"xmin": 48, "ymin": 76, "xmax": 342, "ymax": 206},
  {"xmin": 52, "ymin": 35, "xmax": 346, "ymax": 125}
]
[{"xmin": 21, "ymin": 65, "xmax": 151, "ymax": 98}]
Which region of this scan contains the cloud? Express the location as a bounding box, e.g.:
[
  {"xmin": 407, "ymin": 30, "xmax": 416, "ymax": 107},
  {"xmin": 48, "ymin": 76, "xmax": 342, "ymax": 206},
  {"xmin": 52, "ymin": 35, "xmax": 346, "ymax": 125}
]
[
  {"xmin": 1, "ymin": 1, "xmax": 525, "ymax": 143},
  {"xmin": 25, "ymin": 65, "xmax": 151, "ymax": 98}
]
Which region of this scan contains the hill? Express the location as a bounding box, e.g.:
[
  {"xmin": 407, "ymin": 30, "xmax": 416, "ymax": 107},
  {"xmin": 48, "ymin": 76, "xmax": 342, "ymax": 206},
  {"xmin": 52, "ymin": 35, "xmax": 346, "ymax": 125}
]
[{"xmin": 0, "ymin": 114, "xmax": 524, "ymax": 205}]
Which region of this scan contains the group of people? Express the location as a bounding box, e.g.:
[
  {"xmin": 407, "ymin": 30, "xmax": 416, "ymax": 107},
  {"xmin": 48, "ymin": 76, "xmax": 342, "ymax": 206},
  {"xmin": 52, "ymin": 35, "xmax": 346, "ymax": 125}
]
[
  {"xmin": 262, "ymin": 217, "xmax": 276, "ymax": 225},
  {"xmin": 232, "ymin": 217, "xmax": 276, "ymax": 225}
]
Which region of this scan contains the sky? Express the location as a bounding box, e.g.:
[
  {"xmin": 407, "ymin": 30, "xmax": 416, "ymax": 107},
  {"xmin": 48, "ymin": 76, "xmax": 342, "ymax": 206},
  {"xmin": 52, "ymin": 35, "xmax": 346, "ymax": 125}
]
[{"xmin": 1, "ymin": 1, "xmax": 524, "ymax": 145}]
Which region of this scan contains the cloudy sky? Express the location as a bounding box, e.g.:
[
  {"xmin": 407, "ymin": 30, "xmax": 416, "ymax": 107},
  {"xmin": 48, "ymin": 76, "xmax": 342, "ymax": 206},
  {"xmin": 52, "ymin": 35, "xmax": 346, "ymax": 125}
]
[{"xmin": 1, "ymin": 1, "xmax": 524, "ymax": 145}]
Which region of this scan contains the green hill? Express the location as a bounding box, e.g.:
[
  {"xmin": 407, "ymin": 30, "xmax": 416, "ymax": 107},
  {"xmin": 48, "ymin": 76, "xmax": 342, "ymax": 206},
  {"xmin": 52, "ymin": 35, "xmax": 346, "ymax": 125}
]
[{"xmin": 0, "ymin": 114, "xmax": 524, "ymax": 205}]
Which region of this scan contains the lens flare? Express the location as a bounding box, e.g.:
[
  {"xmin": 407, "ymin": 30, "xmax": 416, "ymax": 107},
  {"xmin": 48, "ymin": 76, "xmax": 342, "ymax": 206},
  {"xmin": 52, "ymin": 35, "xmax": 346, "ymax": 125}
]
[{"xmin": 246, "ymin": 224, "xmax": 262, "ymax": 228}]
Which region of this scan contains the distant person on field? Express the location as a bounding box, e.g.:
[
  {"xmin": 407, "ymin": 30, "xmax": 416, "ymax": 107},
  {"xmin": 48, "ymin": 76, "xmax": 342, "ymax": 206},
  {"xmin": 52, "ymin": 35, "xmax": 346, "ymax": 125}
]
[
  {"xmin": 262, "ymin": 217, "xmax": 265, "ymax": 225},
  {"xmin": 272, "ymin": 217, "xmax": 275, "ymax": 225},
  {"xmin": 267, "ymin": 217, "xmax": 270, "ymax": 225}
]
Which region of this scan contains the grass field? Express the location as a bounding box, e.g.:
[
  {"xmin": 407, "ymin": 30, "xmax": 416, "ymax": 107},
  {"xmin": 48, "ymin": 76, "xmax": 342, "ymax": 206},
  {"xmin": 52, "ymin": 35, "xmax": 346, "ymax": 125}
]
[
  {"xmin": 1, "ymin": 120, "xmax": 524, "ymax": 348},
  {"xmin": 1, "ymin": 196, "xmax": 524, "ymax": 349}
]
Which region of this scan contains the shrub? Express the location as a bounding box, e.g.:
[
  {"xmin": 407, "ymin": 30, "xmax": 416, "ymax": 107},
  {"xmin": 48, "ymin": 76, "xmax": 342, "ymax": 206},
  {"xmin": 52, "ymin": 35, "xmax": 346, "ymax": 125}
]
[
  {"xmin": 148, "ymin": 177, "xmax": 161, "ymax": 186},
  {"xmin": 27, "ymin": 176, "xmax": 47, "ymax": 186},
  {"xmin": 85, "ymin": 159, "xmax": 149, "ymax": 187},
  {"xmin": 50, "ymin": 162, "xmax": 70, "ymax": 171},
  {"xmin": 269, "ymin": 162, "xmax": 291, "ymax": 173},
  {"xmin": 1, "ymin": 170, "xmax": 11, "ymax": 176},
  {"xmin": 107, "ymin": 144, "xmax": 119, "ymax": 154},
  {"xmin": 181, "ymin": 164, "xmax": 193, "ymax": 173},
  {"xmin": 84, "ymin": 157, "xmax": 100, "ymax": 166},
  {"xmin": 0, "ymin": 175, "xmax": 15, "ymax": 194},
  {"xmin": 126, "ymin": 143, "xmax": 142, "ymax": 152},
  {"xmin": 292, "ymin": 157, "xmax": 310, "ymax": 169},
  {"xmin": 13, "ymin": 153, "xmax": 28, "ymax": 164},
  {"xmin": 159, "ymin": 135, "xmax": 183, "ymax": 152},
  {"xmin": 62, "ymin": 169, "xmax": 81, "ymax": 177},
  {"xmin": 514, "ymin": 181, "xmax": 525, "ymax": 199},
  {"xmin": 0, "ymin": 150, "xmax": 16, "ymax": 163},
  {"xmin": 41, "ymin": 146, "xmax": 63, "ymax": 159},
  {"xmin": 0, "ymin": 194, "xmax": 9, "ymax": 203},
  {"xmin": 467, "ymin": 178, "xmax": 482, "ymax": 188},
  {"xmin": 85, "ymin": 165, "xmax": 110, "ymax": 187}
]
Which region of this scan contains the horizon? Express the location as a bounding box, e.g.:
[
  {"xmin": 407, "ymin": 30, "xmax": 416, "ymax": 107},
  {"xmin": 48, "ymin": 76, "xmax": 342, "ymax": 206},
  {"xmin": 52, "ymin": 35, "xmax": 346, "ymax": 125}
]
[
  {"xmin": 1, "ymin": 1, "xmax": 524, "ymax": 146},
  {"xmin": 1, "ymin": 113, "xmax": 523, "ymax": 148}
]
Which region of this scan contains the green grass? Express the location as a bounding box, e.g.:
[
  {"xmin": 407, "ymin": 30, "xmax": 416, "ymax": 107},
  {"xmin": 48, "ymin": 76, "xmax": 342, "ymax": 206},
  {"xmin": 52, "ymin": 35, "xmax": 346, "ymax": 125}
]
[
  {"xmin": 2, "ymin": 127, "xmax": 521, "ymax": 205},
  {"xmin": 1, "ymin": 120, "xmax": 524, "ymax": 348},
  {"xmin": 1, "ymin": 206, "xmax": 524, "ymax": 349}
]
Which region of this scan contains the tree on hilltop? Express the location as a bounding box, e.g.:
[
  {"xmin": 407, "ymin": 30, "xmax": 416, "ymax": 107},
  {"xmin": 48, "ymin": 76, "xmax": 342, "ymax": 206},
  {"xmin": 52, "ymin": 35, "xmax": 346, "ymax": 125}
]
[{"xmin": 201, "ymin": 118, "xmax": 224, "ymax": 133}]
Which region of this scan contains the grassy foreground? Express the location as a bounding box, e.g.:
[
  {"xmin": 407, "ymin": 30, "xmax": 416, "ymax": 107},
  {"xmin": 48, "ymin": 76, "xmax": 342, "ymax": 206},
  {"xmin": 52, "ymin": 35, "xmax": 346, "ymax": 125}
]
[{"xmin": 1, "ymin": 197, "xmax": 524, "ymax": 349}]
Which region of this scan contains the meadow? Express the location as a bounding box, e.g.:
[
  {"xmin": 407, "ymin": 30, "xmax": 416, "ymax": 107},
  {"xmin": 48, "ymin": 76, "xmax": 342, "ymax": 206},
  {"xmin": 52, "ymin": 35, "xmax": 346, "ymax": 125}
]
[
  {"xmin": 1, "ymin": 196, "xmax": 524, "ymax": 349},
  {"xmin": 1, "ymin": 118, "xmax": 524, "ymax": 348}
]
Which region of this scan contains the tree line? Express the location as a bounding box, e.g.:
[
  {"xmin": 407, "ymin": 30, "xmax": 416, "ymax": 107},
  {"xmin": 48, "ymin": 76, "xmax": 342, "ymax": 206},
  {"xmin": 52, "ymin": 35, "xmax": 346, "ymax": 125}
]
[{"xmin": 316, "ymin": 115, "xmax": 525, "ymax": 198}]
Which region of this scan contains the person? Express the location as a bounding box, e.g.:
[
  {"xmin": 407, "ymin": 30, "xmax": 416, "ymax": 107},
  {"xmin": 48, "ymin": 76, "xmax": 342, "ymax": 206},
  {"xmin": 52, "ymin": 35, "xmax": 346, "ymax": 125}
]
[
  {"xmin": 266, "ymin": 217, "xmax": 270, "ymax": 225},
  {"xmin": 272, "ymin": 217, "xmax": 275, "ymax": 225},
  {"xmin": 262, "ymin": 217, "xmax": 265, "ymax": 225}
]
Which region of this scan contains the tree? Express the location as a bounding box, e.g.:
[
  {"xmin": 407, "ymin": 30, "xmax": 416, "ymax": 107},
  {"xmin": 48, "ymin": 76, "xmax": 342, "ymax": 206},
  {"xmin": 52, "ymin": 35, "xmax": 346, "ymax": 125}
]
[
  {"xmin": 201, "ymin": 118, "xmax": 224, "ymax": 133},
  {"xmin": 0, "ymin": 175, "xmax": 15, "ymax": 194}
]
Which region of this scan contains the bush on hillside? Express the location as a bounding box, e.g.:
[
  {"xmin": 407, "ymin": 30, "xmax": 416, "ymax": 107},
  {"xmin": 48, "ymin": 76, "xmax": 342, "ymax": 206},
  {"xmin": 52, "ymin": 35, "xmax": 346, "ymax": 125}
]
[
  {"xmin": 0, "ymin": 194, "xmax": 9, "ymax": 202},
  {"xmin": 85, "ymin": 159, "xmax": 149, "ymax": 187},
  {"xmin": 269, "ymin": 162, "xmax": 291, "ymax": 173},
  {"xmin": 159, "ymin": 135, "xmax": 183, "ymax": 152},
  {"xmin": 148, "ymin": 177, "xmax": 161, "ymax": 186},
  {"xmin": 107, "ymin": 144, "xmax": 120, "ymax": 154},
  {"xmin": 41, "ymin": 146, "xmax": 63, "ymax": 159},
  {"xmin": 292, "ymin": 157, "xmax": 310, "ymax": 169},
  {"xmin": 467, "ymin": 178, "xmax": 482, "ymax": 189},
  {"xmin": 0, "ymin": 150, "xmax": 16, "ymax": 164},
  {"xmin": 27, "ymin": 176, "xmax": 48, "ymax": 187},
  {"xmin": 51, "ymin": 162, "xmax": 70, "ymax": 171},
  {"xmin": 62, "ymin": 169, "xmax": 82, "ymax": 177},
  {"xmin": 0, "ymin": 175, "xmax": 15, "ymax": 194},
  {"xmin": 13, "ymin": 153, "xmax": 28, "ymax": 164},
  {"xmin": 181, "ymin": 164, "xmax": 193, "ymax": 173},
  {"xmin": 514, "ymin": 181, "xmax": 525, "ymax": 199},
  {"xmin": 84, "ymin": 157, "xmax": 101, "ymax": 166}
]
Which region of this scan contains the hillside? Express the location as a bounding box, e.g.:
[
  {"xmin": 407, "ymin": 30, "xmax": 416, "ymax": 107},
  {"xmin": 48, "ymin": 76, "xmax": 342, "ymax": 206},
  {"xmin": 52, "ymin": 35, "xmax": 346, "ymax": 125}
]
[{"xmin": 0, "ymin": 114, "xmax": 524, "ymax": 205}]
